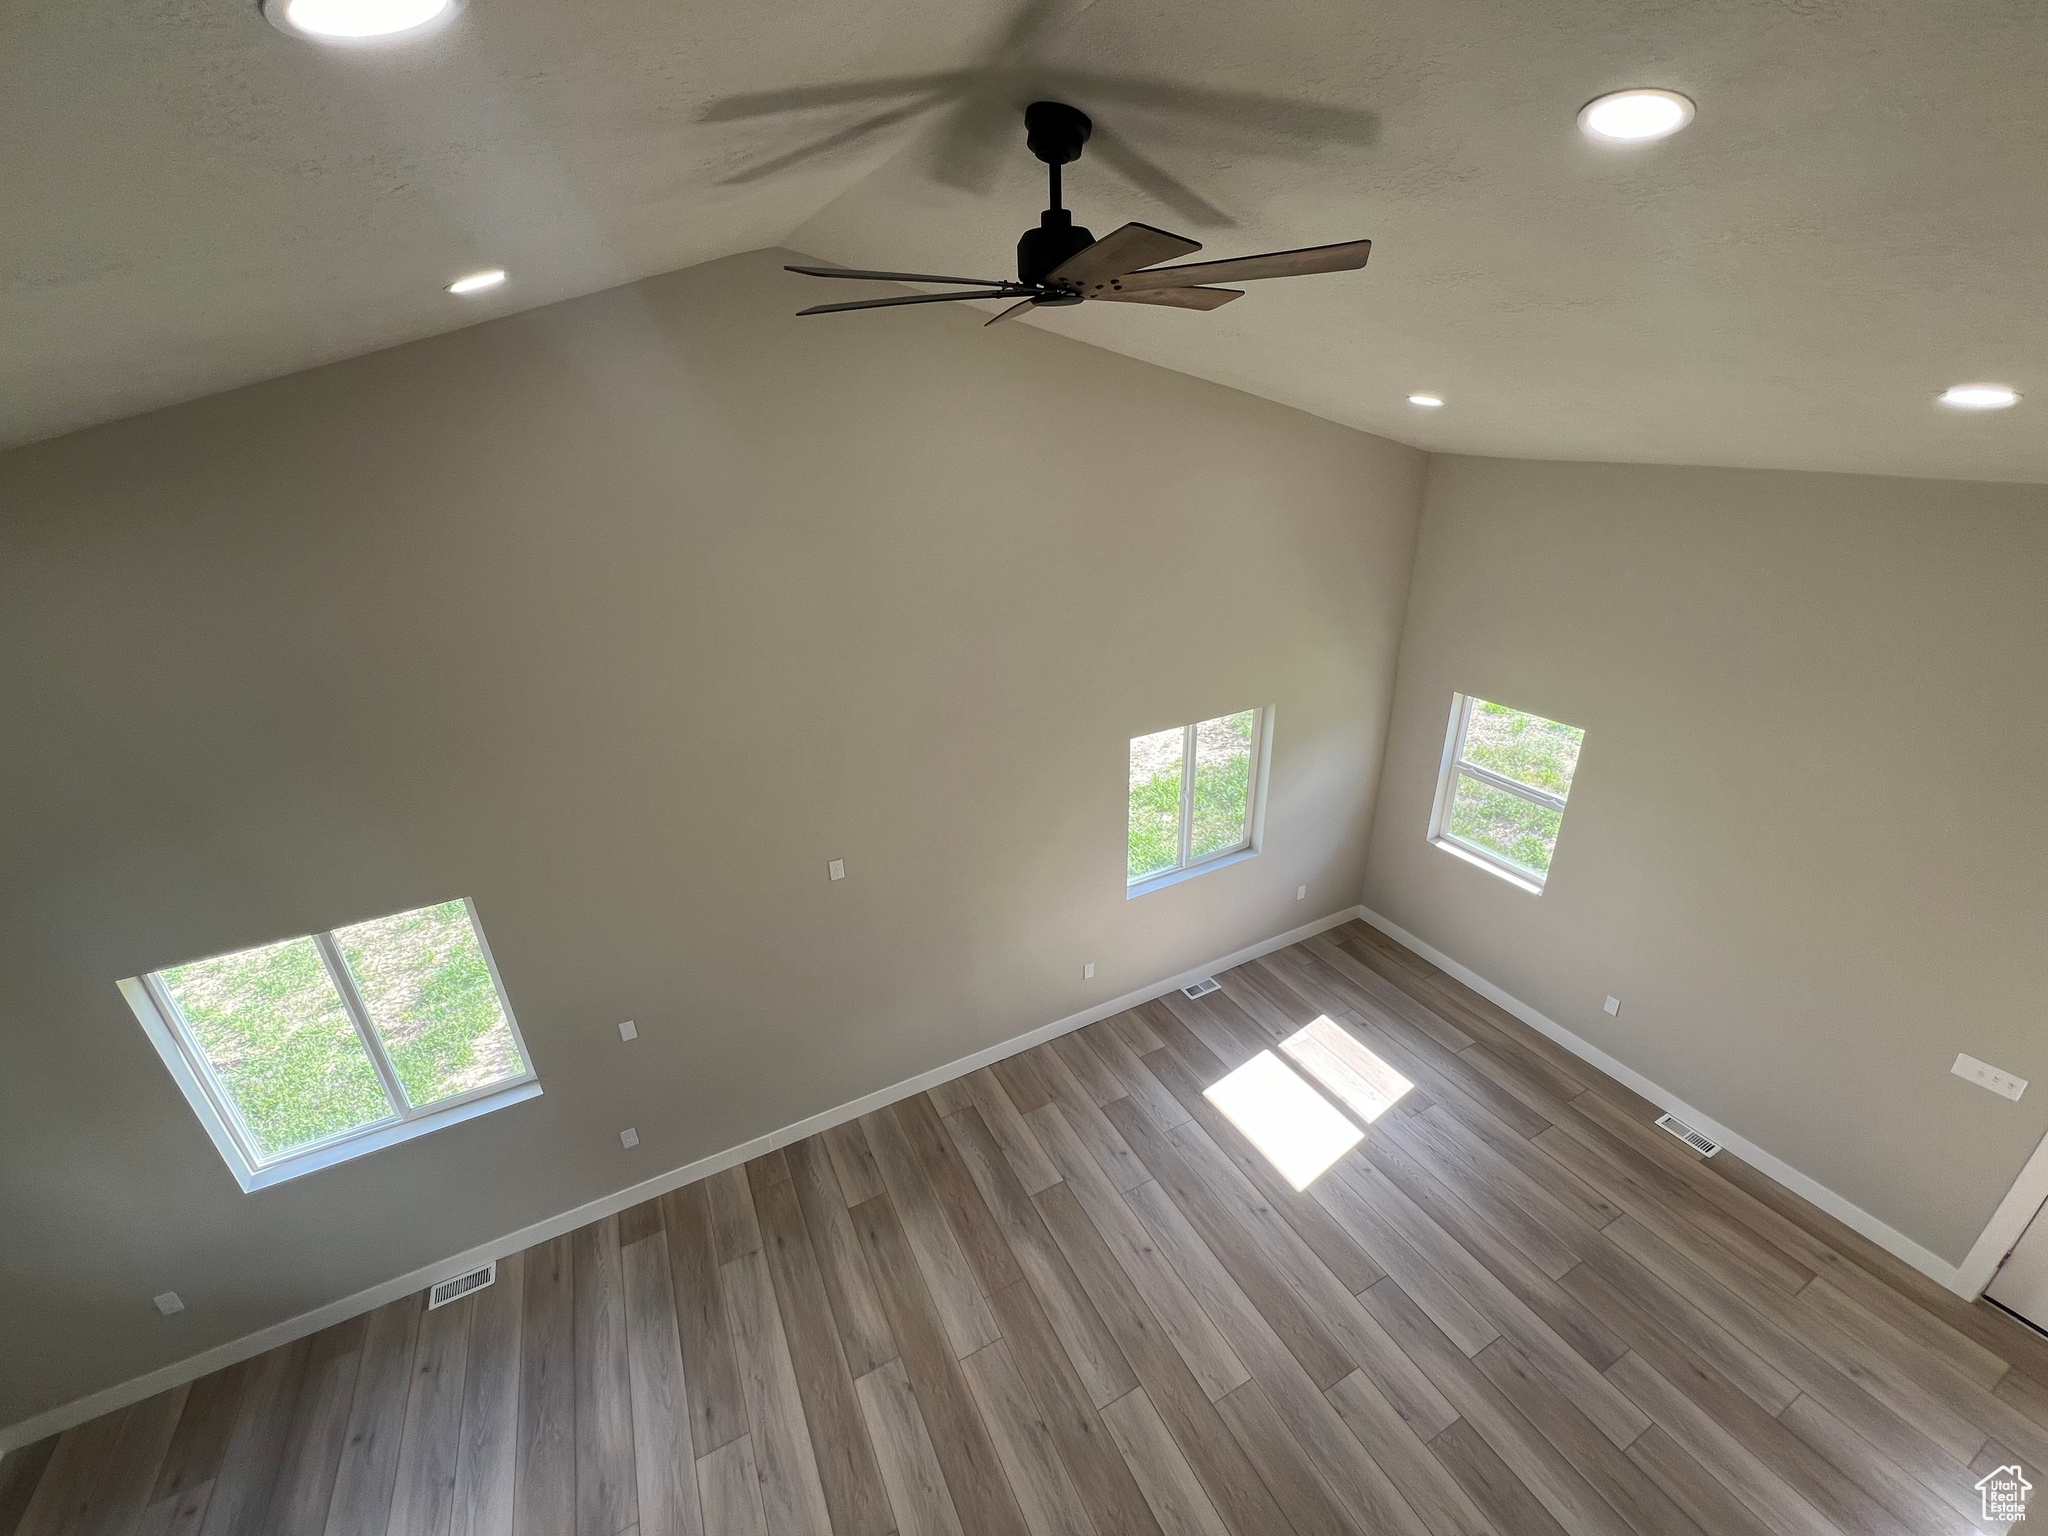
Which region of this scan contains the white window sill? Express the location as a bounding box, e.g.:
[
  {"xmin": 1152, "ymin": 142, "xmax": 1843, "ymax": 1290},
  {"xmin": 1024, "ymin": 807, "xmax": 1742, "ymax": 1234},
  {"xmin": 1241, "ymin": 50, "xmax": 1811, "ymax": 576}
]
[
  {"xmin": 1428, "ymin": 835, "xmax": 1544, "ymax": 895},
  {"xmin": 1127, "ymin": 847, "xmax": 1257, "ymax": 900},
  {"xmin": 233, "ymin": 1079, "xmax": 544, "ymax": 1191}
]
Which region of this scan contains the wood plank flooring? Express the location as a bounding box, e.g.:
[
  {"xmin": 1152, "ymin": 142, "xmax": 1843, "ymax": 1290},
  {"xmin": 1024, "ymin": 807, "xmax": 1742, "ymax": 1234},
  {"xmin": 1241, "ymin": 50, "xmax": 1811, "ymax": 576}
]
[{"xmin": 10, "ymin": 919, "xmax": 2048, "ymax": 1535}]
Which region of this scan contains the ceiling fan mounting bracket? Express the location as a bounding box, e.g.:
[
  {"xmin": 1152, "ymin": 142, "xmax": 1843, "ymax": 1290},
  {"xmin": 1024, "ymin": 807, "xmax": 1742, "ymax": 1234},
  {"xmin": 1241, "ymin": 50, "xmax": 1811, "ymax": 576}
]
[{"xmin": 1024, "ymin": 101, "xmax": 1093, "ymax": 166}]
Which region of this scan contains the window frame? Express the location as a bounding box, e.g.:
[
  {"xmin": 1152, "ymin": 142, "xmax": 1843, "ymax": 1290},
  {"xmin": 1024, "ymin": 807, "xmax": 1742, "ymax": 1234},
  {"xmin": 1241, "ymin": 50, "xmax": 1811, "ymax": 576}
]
[
  {"xmin": 1426, "ymin": 693, "xmax": 1573, "ymax": 895},
  {"xmin": 119, "ymin": 897, "xmax": 541, "ymax": 1191},
  {"xmin": 1127, "ymin": 706, "xmax": 1271, "ymax": 898}
]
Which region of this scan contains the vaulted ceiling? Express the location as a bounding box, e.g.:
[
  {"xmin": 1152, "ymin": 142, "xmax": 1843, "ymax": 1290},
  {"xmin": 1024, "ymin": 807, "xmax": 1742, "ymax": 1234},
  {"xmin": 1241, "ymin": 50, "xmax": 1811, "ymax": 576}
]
[{"xmin": 5, "ymin": 0, "xmax": 2042, "ymax": 479}]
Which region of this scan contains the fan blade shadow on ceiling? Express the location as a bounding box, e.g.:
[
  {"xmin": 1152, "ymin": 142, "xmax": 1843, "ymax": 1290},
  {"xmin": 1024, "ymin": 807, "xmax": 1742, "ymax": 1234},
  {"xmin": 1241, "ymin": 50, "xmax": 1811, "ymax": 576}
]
[
  {"xmin": 1058, "ymin": 71, "xmax": 1377, "ymax": 146},
  {"xmin": 700, "ymin": 0, "xmax": 1374, "ymax": 196},
  {"xmin": 698, "ymin": 71, "xmax": 973, "ymax": 122},
  {"xmin": 984, "ymin": 0, "xmax": 1088, "ymax": 68},
  {"xmin": 717, "ymin": 93, "xmax": 953, "ymax": 185},
  {"xmin": 1086, "ymin": 124, "xmax": 1234, "ymax": 228},
  {"xmin": 706, "ymin": 0, "xmax": 1082, "ymax": 185},
  {"xmin": 927, "ymin": 95, "xmax": 1023, "ymax": 192}
]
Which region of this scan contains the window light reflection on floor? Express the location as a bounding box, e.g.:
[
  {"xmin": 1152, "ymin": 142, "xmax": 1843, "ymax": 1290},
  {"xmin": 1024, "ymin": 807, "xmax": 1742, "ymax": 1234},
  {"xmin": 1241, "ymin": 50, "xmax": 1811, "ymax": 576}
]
[
  {"xmin": 1280, "ymin": 1016, "xmax": 1413, "ymax": 1124},
  {"xmin": 1202, "ymin": 1049, "xmax": 1364, "ymax": 1191}
]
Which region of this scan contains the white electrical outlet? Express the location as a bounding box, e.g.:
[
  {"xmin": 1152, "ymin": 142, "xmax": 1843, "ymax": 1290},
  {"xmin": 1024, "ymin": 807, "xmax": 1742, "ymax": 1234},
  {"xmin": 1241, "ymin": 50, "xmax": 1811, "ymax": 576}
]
[
  {"xmin": 154, "ymin": 1291, "xmax": 184, "ymax": 1316},
  {"xmin": 1083, "ymin": 963, "xmax": 1095, "ymax": 980},
  {"xmin": 1954, "ymin": 1053, "xmax": 2027, "ymax": 1101},
  {"xmin": 620, "ymin": 1127, "xmax": 640, "ymax": 1148},
  {"xmin": 828, "ymin": 859, "xmax": 846, "ymax": 881},
  {"xmin": 618, "ymin": 1020, "xmax": 638, "ymax": 1041},
  {"xmin": 1603, "ymin": 996, "xmax": 1621, "ymax": 1017},
  {"xmin": 1296, "ymin": 885, "xmax": 1307, "ymax": 900}
]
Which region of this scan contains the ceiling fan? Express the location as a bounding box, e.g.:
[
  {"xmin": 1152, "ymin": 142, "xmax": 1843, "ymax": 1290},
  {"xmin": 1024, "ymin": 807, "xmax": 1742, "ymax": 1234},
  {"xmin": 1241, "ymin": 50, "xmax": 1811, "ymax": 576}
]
[{"xmin": 786, "ymin": 101, "xmax": 1372, "ymax": 326}]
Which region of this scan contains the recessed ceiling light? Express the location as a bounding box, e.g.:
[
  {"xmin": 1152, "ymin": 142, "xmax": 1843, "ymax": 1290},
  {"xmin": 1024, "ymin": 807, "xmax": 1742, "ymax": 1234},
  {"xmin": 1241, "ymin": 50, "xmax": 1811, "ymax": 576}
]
[
  {"xmin": 1578, "ymin": 89, "xmax": 1695, "ymax": 144},
  {"xmin": 260, "ymin": 0, "xmax": 457, "ymax": 42},
  {"xmin": 447, "ymin": 269, "xmax": 507, "ymax": 295},
  {"xmin": 1408, "ymin": 394, "xmax": 1444, "ymax": 409},
  {"xmin": 1938, "ymin": 383, "xmax": 2019, "ymax": 410}
]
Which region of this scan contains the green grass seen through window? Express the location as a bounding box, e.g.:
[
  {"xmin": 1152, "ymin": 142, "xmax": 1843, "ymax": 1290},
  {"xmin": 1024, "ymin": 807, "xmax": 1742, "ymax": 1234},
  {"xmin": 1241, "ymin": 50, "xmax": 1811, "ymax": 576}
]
[
  {"xmin": 1446, "ymin": 773, "xmax": 1564, "ymax": 876},
  {"xmin": 337, "ymin": 900, "xmax": 524, "ymax": 1109},
  {"xmin": 1129, "ymin": 711, "xmax": 1255, "ymax": 883},
  {"xmin": 1190, "ymin": 711, "xmax": 1255, "ymax": 860},
  {"xmin": 1443, "ymin": 698, "xmax": 1584, "ymax": 879},
  {"xmin": 157, "ymin": 900, "xmax": 525, "ymax": 1161},
  {"xmin": 160, "ymin": 938, "xmax": 394, "ymax": 1157},
  {"xmin": 1128, "ymin": 726, "xmax": 1185, "ymax": 881},
  {"xmin": 1461, "ymin": 700, "xmax": 1583, "ymax": 796}
]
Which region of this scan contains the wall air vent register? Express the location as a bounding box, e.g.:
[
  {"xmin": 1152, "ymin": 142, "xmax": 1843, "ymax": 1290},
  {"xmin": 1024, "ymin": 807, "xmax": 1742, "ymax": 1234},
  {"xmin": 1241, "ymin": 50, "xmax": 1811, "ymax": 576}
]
[
  {"xmin": 428, "ymin": 1262, "xmax": 498, "ymax": 1310},
  {"xmin": 1655, "ymin": 1113, "xmax": 1722, "ymax": 1157}
]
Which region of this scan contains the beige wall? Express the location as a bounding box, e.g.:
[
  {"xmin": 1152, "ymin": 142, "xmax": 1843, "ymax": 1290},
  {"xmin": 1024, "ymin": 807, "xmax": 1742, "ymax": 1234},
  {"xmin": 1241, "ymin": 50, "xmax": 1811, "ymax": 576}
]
[
  {"xmin": 0, "ymin": 250, "xmax": 1424, "ymax": 1429},
  {"xmin": 1362, "ymin": 454, "xmax": 2048, "ymax": 1265}
]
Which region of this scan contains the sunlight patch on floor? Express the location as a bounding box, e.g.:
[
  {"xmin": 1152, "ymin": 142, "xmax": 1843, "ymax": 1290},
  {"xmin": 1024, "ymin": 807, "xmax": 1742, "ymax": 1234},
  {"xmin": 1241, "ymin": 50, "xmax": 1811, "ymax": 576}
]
[
  {"xmin": 1202, "ymin": 1049, "xmax": 1363, "ymax": 1191},
  {"xmin": 1280, "ymin": 1016, "xmax": 1413, "ymax": 1124}
]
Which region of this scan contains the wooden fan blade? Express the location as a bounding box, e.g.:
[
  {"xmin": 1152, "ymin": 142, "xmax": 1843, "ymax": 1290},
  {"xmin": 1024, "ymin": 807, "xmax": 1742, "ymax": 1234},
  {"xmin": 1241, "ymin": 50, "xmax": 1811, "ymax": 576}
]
[
  {"xmin": 797, "ymin": 289, "xmax": 1017, "ymax": 315},
  {"xmin": 1045, "ymin": 222, "xmax": 1202, "ymax": 290},
  {"xmin": 1105, "ymin": 239, "xmax": 1371, "ymax": 294},
  {"xmin": 984, "ymin": 298, "xmax": 1040, "ymax": 326},
  {"xmin": 1092, "ymin": 286, "xmax": 1243, "ymax": 310},
  {"xmin": 786, "ymin": 265, "xmax": 1019, "ymax": 288}
]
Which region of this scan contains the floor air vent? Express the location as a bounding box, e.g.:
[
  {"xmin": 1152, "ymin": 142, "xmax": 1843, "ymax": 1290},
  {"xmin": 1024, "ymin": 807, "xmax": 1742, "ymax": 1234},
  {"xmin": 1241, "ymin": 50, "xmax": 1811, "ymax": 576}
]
[
  {"xmin": 1654, "ymin": 1114, "xmax": 1721, "ymax": 1157},
  {"xmin": 428, "ymin": 1261, "xmax": 497, "ymax": 1310},
  {"xmin": 1181, "ymin": 978, "xmax": 1221, "ymax": 1000}
]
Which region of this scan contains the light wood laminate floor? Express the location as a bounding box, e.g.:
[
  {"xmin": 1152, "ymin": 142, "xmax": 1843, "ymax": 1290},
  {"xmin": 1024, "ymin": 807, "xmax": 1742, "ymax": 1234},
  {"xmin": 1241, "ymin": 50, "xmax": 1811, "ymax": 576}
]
[{"xmin": 9, "ymin": 920, "xmax": 2048, "ymax": 1536}]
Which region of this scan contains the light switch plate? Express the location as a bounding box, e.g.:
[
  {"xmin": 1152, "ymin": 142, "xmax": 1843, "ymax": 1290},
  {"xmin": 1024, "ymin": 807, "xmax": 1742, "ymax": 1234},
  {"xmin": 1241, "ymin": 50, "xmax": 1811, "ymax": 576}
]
[
  {"xmin": 1954, "ymin": 1053, "xmax": 2027, "ymax": 1101},
  {"xmin": 619, "ymin": 1127, "xmax": 640, "ymax": 1148},
  {"xmin": 1083, "ymin": 963, "xmax": 1095, "ymax": 979},
  {"xmin": 828, "ymin": 859, "xmax": 845, "ymax": 881},
  {"xmin": 618, "ymin": 1020, "xmax": 638, "ymax": 1041},
  {"xmin": 1603, "ymin": 996, "xmax": 1621, "ymax": 1016},
  {"xmin": 154, "ymin": 1291, "xmax": 184, "ymax": 1316},
  {"xmin": 1296, "ymin": 885, "xmax": 1307, "ymax": 900}
]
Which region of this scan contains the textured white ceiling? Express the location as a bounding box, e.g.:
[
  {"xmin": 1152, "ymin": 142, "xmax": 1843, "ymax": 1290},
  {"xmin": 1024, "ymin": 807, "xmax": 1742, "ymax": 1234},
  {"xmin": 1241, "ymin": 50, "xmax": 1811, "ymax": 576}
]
[{"xmin": 4, "ymin": 0, "xmax": 2043, "ymax": 479}]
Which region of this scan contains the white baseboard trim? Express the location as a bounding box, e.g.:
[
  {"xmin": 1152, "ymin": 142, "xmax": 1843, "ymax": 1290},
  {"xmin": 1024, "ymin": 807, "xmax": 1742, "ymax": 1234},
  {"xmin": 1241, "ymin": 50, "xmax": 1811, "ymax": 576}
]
[
  {"xmin": 0, "ymin": 904, "xmax": 1366, "ymax": 1455},
  {"xmin": 1954, "ymin": 1126, "xmax": 2048, "ymax": 1301},
  {"xmin": 1357, "ymin": 907, "xmax": 1972, "ymax": 1298}
]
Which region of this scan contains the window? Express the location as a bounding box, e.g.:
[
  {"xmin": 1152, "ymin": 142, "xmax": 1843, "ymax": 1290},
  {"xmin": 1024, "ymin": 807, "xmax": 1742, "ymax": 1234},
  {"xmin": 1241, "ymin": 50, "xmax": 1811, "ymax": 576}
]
[
  {"xmin": 120, "ymin": 898, "xmax": 538, "ymax": 1190},
  {"xmin": 1128, "ymin": 708, "xmax": 1266, "ymax": 894},
  {"xmin": 1428, "ymin": 695, "xmax": 1585, "ymax": 891}
]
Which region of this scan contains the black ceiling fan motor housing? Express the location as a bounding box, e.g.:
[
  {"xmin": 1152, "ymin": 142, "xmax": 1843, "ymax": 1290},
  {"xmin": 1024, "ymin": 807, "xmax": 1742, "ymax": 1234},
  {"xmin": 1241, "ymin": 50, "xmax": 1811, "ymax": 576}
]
[{"xmin": 1017, "ymin": 211, "xmax": 1094, "ymax": 291}]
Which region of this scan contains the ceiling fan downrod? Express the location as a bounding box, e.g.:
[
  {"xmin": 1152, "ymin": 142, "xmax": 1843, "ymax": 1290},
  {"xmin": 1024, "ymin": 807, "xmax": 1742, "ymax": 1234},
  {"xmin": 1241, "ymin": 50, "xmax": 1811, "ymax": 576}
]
[{"xmin": 1017, "ymin": 101, "xmax": 1094, "ymax": 297}]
